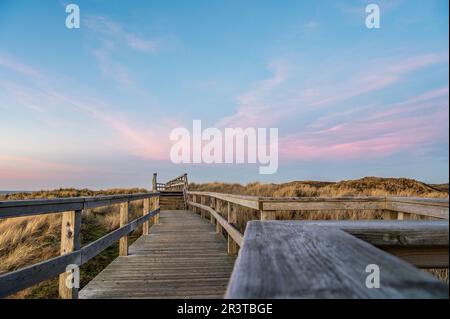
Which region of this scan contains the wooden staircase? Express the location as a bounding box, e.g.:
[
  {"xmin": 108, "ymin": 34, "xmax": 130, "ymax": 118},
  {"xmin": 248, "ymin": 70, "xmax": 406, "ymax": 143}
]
[{"xmin": 159, "ymin": 191, "xmax": 185, "ymax": 210}]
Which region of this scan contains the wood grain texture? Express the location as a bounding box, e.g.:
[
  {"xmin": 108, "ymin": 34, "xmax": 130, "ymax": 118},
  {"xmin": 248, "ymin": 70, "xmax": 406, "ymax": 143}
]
[
  {"xmin": 226, "ymin": 221, "xmax": 448, "ymax": 299},
  {"xmin": 227, "ymin": 202, "xmax": 239, "ymax": 256},
  {"xmin": 79, "ymin": 210, "xmax": 236, "ymax": 299},
  {"xmin": 58, "ymin": 210, "xmax": 81, "ymax": 299},
  {"xmin": 0, "ymin": 193, "xmax": 159, "ymax": 219},
  {"xmin": 143, "ymin": 198, "xmax": 150, "ymax": 236},
  {"xmin": 0, "ymin": 209, "xmax": 159, "ymax": 298},
  {"xmin": 119, "ymin": 202, "xmax": 129, "ymax": 257},
  {"xmin": 188, "ymin": 201, "xmax": 244, "ymax": 247},
  {"xmin": 273, "ymin": 220, "xmax": 449, "ymax": 268}
]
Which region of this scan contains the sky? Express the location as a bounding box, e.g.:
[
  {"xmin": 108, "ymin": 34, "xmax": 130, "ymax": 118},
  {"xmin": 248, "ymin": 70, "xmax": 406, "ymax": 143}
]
[{"xmin": 0, "ymin": 0, "xmax": 448, "ymax": 190}]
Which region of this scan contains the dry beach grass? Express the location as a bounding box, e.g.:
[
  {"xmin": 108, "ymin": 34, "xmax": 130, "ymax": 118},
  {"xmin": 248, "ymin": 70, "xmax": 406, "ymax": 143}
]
[{"xmin": 0, "ymin": 177, "xmax": 448, "ymax": 298}]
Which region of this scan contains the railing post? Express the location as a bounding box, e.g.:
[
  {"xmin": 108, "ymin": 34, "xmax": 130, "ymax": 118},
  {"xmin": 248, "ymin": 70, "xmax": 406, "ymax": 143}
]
[
  {"xmin": 58, "ymin": 210, "xmax": 81, "ymax": 299},
  {"xmin": 152, "ymin": 173, "xmax": 157, "ymax": 191},
  {"xmin": 227, "ymin": 202, "xmax": 238, "ymax": 256},
  {"xmin": 260, "ymin": 210, "xmax": 276, "ymax": 221},
  {"xmin": 200, "ymin": 196, "xmax": 206, "ymax": 218},
  {"xmin": 216, "ymin": 199, "xmax": 222, "ymax": 234},
  {"xmin": 383, "ymin": 211, "xmax": 398, "ymax": 220},
  {"xmin": 143, "ymin": 197, "xmax": 150, "ymax": 235},
  {"xmin": 119, "ymin": 202, "xmax": 129, "ymax": 256},
  {"xmin": 211, "ymin": 198, "xmax": 216, "ymax": 224},
  {"xmin": 154, "ymin": 195, "xmax": 160, "ymax": 224},
  {"xmin": 193, "ymin": 195, "xmax": 197, "ymax": 214}
]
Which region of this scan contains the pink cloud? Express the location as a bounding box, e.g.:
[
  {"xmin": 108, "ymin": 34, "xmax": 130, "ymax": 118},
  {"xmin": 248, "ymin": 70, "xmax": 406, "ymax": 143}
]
[
  {"xmin": 0, "ymin": 53, "xmax": 42, "ymax": 79},
  {"xmin": 279, "ymin": 89, "xmax": 449, "ymax": 161},
  {"xmin": 49, "ymin": 92, "xmax": 171, "ymax": 161},
  {"xmin": 85, "ymin": 15, "xmax": 159, "ymax": 53}
]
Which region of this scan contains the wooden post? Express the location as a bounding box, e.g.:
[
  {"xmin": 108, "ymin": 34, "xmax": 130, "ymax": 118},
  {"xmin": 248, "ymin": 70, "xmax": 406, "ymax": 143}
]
[
  {"xmin": 119, "ymin": 202, "xmax": 129, "ymax": 256},
  {"xmin": 211, "ymin": 198, "xmax": 216, "ymax": 224},
  {"xmin": 152, "ymin": 173, "xmax": 157, "ymax": 191},
  {"xmin": 260, "ymin": 210, "xmax": 276, "ymax": 221},
  {"xmin": 215, "ymin": 200, "xmax": 222, "ymax": 234},
  {"xmin": 200, "ymin": 196, "xmax": 206, "ymax": 218},
  {"xmin": 383, "ymin": 211, "xmax": 398, "ymax": 220},
  {"xmin": 143, "ymin": 198, "xmax": 150, "ymax": 235},
  {"xmin": 58, "ymin": 210, "xmax": 81, "ymax": 299},
  {"xmin": 154, "ymin": 196, "xmax": 160, "ymax": 224},
  {"xmin": 227, "ymin": 202, "xmax": 238, "ymax": 256},
  {"xmin": 193, "ymin": 195, "xmax": 197, "ymax": 214}
]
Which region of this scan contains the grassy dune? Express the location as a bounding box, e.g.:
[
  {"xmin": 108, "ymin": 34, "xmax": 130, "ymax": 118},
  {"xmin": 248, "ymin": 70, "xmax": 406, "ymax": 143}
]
[{"xmin": 0, "ymin": 177, "xmax": 448, "ymax": 298}]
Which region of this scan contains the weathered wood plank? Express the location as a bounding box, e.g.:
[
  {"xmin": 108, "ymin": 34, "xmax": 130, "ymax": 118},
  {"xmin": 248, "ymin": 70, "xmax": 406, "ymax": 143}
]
[
  {"xmin": 0, "ymin": 209, "xmax": 160, "ymax": 298},
  {"xmin": 228, "ymin": 202, "xmax": 239, "ymax": 256},
  {"xmin": 188, "ymin": 201, "xmax": 244, "ymax": 247},
  {"xmin": 58, "ymin": 210, "xmax": 82, "ymax": 299},
  {"xmin": 386, "ymin": 198, "xmax": 449, "ymax": 220},
  {"xmin": 187, "ymin": 191, "xmax": 260, "ymax": 210},
  {"xmin": 226, "ymin": 221, "xmax": 448, "ymax": 299},
  {"xmin": 0, "ymin": 252, "xmax": 81, "ymax": 298},
  {"xmin": 273, "ymin": 220, "xmax": 449, "ymax": 268},
  {"xmin": 143, "ymin": 198, "xmax": 150, "ymax": 235},
  {"xmin": 0, "ymin": 193, "xmax": 159, "ymax": 219},
  {"xmin": 80, "ymin": 210, "xmax": 236, "ymax": 299},
  {"xmin": 119, "ymin": 202, "xmax": 129, "ymax": 257}
]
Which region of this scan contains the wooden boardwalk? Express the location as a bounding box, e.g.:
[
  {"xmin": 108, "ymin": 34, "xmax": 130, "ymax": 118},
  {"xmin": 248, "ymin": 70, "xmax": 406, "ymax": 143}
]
[{"xmin": 79, "ymin": 210, "xmax": 236, "ymax": 299}]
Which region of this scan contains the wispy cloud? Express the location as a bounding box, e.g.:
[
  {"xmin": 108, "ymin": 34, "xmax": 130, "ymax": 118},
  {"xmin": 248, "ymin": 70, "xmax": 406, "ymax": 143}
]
[
  {"xmin": 217, "ymin": 52, "xmax": 448, "ymax": 162},
  {"xmin": 0, "ymin": 53, "xmax": 43, "ymax": 79},
  {"xmin": 0, "ymin": 54, "xmax": 172, "ymax": 164},
  {"xmin": 85, "ymin": 15, "xmax": 159, "ymax": 53},
  {"xmin": 280, "ymin": 87, "xmax": 449, "ymax": 160},
  {"xmin": 219, "ymin": 52, "xmax": 448, "ymax": 127}
]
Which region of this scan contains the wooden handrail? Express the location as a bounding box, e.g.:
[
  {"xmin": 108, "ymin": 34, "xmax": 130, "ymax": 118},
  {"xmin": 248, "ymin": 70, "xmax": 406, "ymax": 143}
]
[
  {"xmin": 188, "ymin": 201, "xmax": 244, "ymax": 247},
  {"xmin": 0, "ymin": 187, "xmax": 163, "ymax": 298},
  {"xmin": 0, "ymin": 193, "xmax": 159, "ymax": 219},
  {"xmin": 187, "ymin": 197, "xmax": 449, "ymax": 268},
  {"xmin": 0, "ymin": 208, "xmax": 160, "ymax": 298},
  {"xmin": 226, "ymin": 221, "xmax": 449, "ymax": 299},
  {"xmin": 186, "ymin": 191, "xmax": 449, "ymax": 219}
]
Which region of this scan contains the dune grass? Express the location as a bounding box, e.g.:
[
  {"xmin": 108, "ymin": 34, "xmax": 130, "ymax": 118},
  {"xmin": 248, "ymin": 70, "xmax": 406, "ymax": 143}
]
[{"xmin": 0, "ymin": 177, "xmax": 448, "ymax": 298}]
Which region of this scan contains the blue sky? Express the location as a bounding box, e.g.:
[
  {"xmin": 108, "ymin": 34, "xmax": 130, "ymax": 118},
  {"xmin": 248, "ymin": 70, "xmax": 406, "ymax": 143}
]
[{"xmin": 0, "ymin": 0, "xmax": 448, "ymax": 189}]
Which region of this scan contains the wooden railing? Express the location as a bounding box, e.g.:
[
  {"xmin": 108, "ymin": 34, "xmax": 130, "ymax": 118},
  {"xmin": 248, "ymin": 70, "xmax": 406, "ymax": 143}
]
[
  {"xmin": 153, "ymin": 173, "xmax": 189, "ymax": 208},
  {"xmin": 0, "ymin": 192, "xmax": 161, "ymax": 299},
  {"xmin": 186, "ymin": 191, "xmax": 449, "ymax": 268}
]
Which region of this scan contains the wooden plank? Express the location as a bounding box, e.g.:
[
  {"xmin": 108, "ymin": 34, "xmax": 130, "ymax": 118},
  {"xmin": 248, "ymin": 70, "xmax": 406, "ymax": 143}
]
[
  {"xmin": 187, "ymin": 191, "xmax": 260, "ymax": 210},
  {"xmin": 262, "ymin": 198, "xmax": 385, "ymax": 211},
  {"xmin": 0, "ymin": 209, "xmax": 160, "ymax": 298},
  {"xmin": 80, "ymin": 210, "xmax": 236, "ymax": 299},
  {"xmin": 119, "ymin": 202, "xmax": 129, "ymax": 257},
  {"xmin": 0, "ymin": 251, "xmax": 81, "ymax": 299},
  {"xmin": 228, "ymin": 202, "xmax": 238, "ymax": 256},
  {"xmin": 260, "ymin": 210, "xmax": 276, "ymax": 220},
  {"xmin": 386, "ymin": 199, "xmax": 449, "ymax": 220},
  {"xmin": 58, "ymin": 210, "xmax": 82, "ymax": 299},
  {"xmin": 143, "ymin": 198, "xmax": 150, "ymax": 235},
  {"xmin": 278, "ymin": 220, "xmax": 449, "ymax": 268},
  {"xmin": 81, "ymin": 209, "xmax": 159, "ymax": 263},
  {"xmin": 226, "ymin": 221, "xmax": 448, "ymax": 299},
  {"xmin": 0, "ymin": 193, "xmax": 159, "ymax": 219},
  {"xmin": 188, "ymin": 201, "xmax": 244, "ymax": 247}
]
